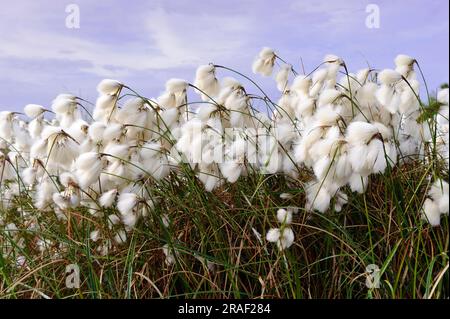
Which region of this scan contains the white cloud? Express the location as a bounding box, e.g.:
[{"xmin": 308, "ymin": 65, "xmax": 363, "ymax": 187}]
[
  {"xmin": 0, "ymin": 3, "xmax": 255, "ymax": 78},
  {"xmin": 145, "ymin": 7, "xmax": 252, "ymax": 65},
  {"xmin": 289, "ymin": 0, "xmax": 369, "ymax": 30},
  {"xmin": 0, "ymin": 30, "xmax": 180, "ymax": 77}
]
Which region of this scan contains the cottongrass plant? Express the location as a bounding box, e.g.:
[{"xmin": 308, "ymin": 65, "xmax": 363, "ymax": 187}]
[{"xmin": 0, "ymin": 47, "xmax": 448, "ymax": 299}]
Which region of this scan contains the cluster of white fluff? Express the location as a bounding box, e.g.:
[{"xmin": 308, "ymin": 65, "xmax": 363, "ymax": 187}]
[
  {"xmin": 0, "ymin": 47, "xmax": 448, "ymax": 262},
  {"xmin": 421, "ymin": 179, "xmax": 449, "ymax": 226},
  {"xmin": 266, "ymin": 208, "xmax": 296, "ymax": 250},
  {"xmin": 436, "ymin": 89, "xmax": 449, "ymax": 166},
  {"xmin": 252, "ymin": 47, "xmax": 276, "ymax": 76}
]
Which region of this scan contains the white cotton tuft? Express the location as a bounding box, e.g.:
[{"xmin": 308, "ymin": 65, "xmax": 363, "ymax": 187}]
[
  {"xmin": 95, "ymin": 94, "xmax": 116, "ymax": 113},
  {"xmin": 157, "ymin": 92, "xmax": 176, "ymax": 110},
  {"xmin": 348, "ymin": 144, "xmax": 370, "ymax": 173},
  {"xmin": 197, "ymin": 104, "xmax": 218, "ymax": 121},
  {"xmin": 74, "ymin": 152, "xmax": 101, "ymax": 171},
  {"xmin": 120, "ymin": 214, "xmax": 138, "ymax": 230},
  {"xmin": 367, "ymin": 139, "xmax": 387, "ymax": 174},
  {"xmin": 318, "ymin": 89, "xmax": 342, "ymax": 107},
  {"xmin": 275, "ymin": 64, "xmax": 292, "ymax": 92},
  {"xmin": 334, "ymin": 191, "xmax": 348, "ymax": 212},
  {"xmin": 395, "ymin": 54, "xmax": 415, "ymax": 67},
  {"xmin": 103, "ymin": 143, "xmax": 129, "ymax": 159},
  {"xmin": 421, "ymin": 198, "xmax": 441, "ymax": 226},
  {"xmin": 117, "ymin": 192, "xmax": 138, "ymax": 216},
  {"xmin": 99, "ymin": 189, "xmax": 118, "ymax": 208},
  {"xmin": 24, "ymin": 104, "xmax": 46, "ymax": 118},
  {"xmin": 428, "ymin": 180, "xmax": 447, "ymax": 202},
  {"xmin": 291, "ymin": 75, "xmax": 311, "ymax": 93},
  {"xmin": 346, "ymin": 122, "xmax": 379, "ymax": 145},
  {"xmin": 88, "ymin": 122, "xmax": 106, "ymax": 142},
  {"xmin": 356, "ymin": 68, "xmax": 370, "ymax": 84},
  {"xmin": 22, "ymin": 167, "xmax": 37, "ymax": 186},
  {"xmin": 437, "ymin": 88, "xmax": 449, "ymax": 105},
  {"xmin": 276, "ymin": 209, "xmax": 292, "ymax": 224},
  {"xmin": 312, "ymin": 68, "xmax": 328, "ymax": 85},
  {"xmin": 194, "ymin": 64, "xmax": 220, "ymax": 100},
  {"xmin": 52, "ymin": 98, "xmax": 77, "ymax": 115},
  {"xmin": 278, "ymin": 227, "xmax": 295, "ymax": 250},
  {"xmin": 440, "ymin": 196, "xmax": 449, "ymax": 216},
  {"xmin": 428, "ymin": 180, "xmax": 449, "ymax": 215},
  {"xmin": 221, "ymin": 77, "xmax": 241, "ymax": 89},
  {"xmin": 252, "ymin": 47, "xmax": 276, "ymax": 76},
  {"xmin": 259, "ymin": 47, "xmax": 276, "ymax": 59},
  {"xmin": 159, "ymin": 107, "xmax": 178, "ymax": 128},
  {"xmin": 266, "ymin": 228, "xmax": 280, "ymax": 242},
  {"xmin": 59, "ymin": 172, "xmax": 78, "ymax": 188},
  {"xmin": 378, "ymin": 69, "xmax": 402, "ymax": 85},
  {"xmin": 349, "ymin": 174, "xmax": 368, "ymax": 193},
  {"xmin": 373, "ymin": 122, "xmax": 392, "ymax": 140},
  {"xmin": 102, "ymin": 123, "xmax": 123, "ymax": 142},
  {"xmin": 53, "ymin": 93, "xmax": 76, "ymax": 102},
  {"xmin": 29, "ymin": 139, "xmax": 47, "ymax": 160},
  {"xmin": 52, "ymin": 193, "xmax": 70, "ymax": 210},
  {"xmin": 315, "ymin": 105, "xmax": 340, "ymax": 126},
  {"xmin": 313, "ymin": 156, "xmax": 331, "ymax": 180},
  {"xmin": 97, "ymin": 79, "xmax": 123, "ymax": 95},
  {"xmin": 324, "ymin": 54, "xmax": 343, "ymax": 65},
  {"xmin": 165, "ymin": 78, "xmax": 188, "ymax": 93},
  {"xmin": 267, "ymin": 227, "xmax": 295, "ymax": 250},
  {"xmin": 34, "ymin": 178, "xmax": 57, "ymax": 210},
  {"xmin": 305, "ymin": 182, "xmax": 331, "ymax": 213},
  {"xmin": 220, "ymin": 161, "xmax": 242, "ymax": 183}
]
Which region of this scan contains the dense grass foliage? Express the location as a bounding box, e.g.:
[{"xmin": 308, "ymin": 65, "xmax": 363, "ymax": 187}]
[{"xmin": 1, "ymin": 161, "xmax": 448, "ymax": 298}]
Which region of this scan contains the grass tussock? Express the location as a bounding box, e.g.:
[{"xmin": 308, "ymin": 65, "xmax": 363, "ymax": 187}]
[{"xmin": 1, "ymin": 160, "xmax": 448, "ymax": 299}]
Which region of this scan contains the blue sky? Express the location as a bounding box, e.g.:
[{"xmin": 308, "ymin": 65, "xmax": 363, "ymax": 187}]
[{"xmin": 0, "ymin": 0, "xmax": 448, "ymax": 111}]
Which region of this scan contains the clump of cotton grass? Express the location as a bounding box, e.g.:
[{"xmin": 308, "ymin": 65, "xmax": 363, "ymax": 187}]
[
  {"xmin": 117, "ymin": 192, "xmax": 155, "ymax": 231},
  {"xmin": 421, "ymin": 179, "xmax": 449, "ymax": 226},
  {"xmin": 99, "ymin": 189, "xmax": 118, "ymax": 208},
  {"xmin": 305, "ymin": 181, "xmax": 332, "ymax": 213},
  {"xmin": 275, "ymin": 64, "xmax": 293, "ymax": 92},
  {"xmin": 51, "ymin": 94, "xmax": 83, "ymax": 129},
  {"xmin": 92, "ymin": 80, "xmax": 129, "ymax": 124},
  {"xmin": 252, "ymin": 47, "xmax": 276, "ymax": 76},
  {"xmin": 24, "ymin": 104, "xmax": 50, "ymax": 119},
  {"xmin": 194, "ymin": 64, "xmax": 220, "ymax": 101},
  {"xmin": 97, "ymin": 79, "xmax": 124, "ymax": 95},
  {"xmin": 394, "ymin": 54, "xmax": 416, "ymax": 78},
  {"xmin": 0, "ymin": 47, "xmax": 448, "ymax": 284},
  {"xmin": 266, "ymin": 208, "xmax": 295, "ymax": 250},
  {"xmin": 73, "ymin": 151, "xmax": 104, "ymax": 189}
]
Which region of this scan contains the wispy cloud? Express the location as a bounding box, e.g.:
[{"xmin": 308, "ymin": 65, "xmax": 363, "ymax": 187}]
[
  {"xmin": 289, "ymin": 0, "xmax": 370, "ymax": 31},
  {"xmin": 0, "ymin": 0, "xmax": 448, "ymax": 111},
  {"xmin": 0, "ymin": 2, "xmax": 256, "ymax": 78},
  {"xmin": 145, "ymin": 7, "xmax": 254, "ymax": 65}
]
